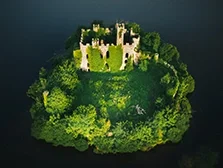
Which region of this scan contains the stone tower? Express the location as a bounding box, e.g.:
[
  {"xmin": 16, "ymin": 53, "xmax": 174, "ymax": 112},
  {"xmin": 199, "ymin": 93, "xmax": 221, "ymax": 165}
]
[
  {"xmin": 93, "ymin": 24, "xmax": 100, "ymax": 32},
  {"xmin": 116, "ymin": 23, "xmax": 126, "ymax": 46}
]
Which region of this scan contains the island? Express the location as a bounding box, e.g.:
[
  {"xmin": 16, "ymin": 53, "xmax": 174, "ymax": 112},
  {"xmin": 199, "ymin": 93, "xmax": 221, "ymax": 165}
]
[{"xmin": 27, "ymin": 20, "xmax": 195, "ymax": 154}]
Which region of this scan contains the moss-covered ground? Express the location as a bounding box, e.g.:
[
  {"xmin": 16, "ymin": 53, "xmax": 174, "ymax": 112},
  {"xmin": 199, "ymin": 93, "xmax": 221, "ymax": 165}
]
[{"xmin": 76, "ymin": 61, "xmax": 171, "ymax": 124}]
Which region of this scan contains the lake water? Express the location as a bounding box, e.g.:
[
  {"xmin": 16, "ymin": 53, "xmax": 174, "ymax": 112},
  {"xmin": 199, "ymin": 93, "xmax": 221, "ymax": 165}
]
[{"xmin": 2, "ymin": 0, "xmax": 222, "ymax": 167}]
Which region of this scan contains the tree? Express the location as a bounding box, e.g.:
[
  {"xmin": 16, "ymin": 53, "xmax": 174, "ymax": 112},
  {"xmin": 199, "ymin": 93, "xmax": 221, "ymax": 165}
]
[
  {"xmin": 64, "ymin": 25, "xmax": 90, "ymax": 50},
  {"xmin": 29, "ymin": 98, "xmax": 44, "ymax": 119},
  {"xmin": 140, "ymin": 32, "xmax": 161, "ymax": 52},
  {"xmin": 65, "ymin": 105, "xmax": 97, "ymax": 138},
  {"xmin": 28, "ymin": 21, "xmax": 195, "ymax": 154},
  {"xmin": 27, "ymin": 67, "xmax": 48, "ymax": 100},
  {"xmin": 45, "ymin": 87, "xmax": 72, "ymax": 114},
  {"xmin": 126, "ymin": 22, "xmax": 141, "ymax": 34},
  {"xmin": 178, "ymin": 75, "xmax": 195, "ymax": 97},
  {"xmin": 65, "ymin": 31, "xmax": 78, "ymax": 50},
  {"xmin": 92, "ymin": 136, "xmax": 115, "ymax": 154},
  {"xmin": 160, "ymin": 73, "xmax": 171, "ymax": 84},
  {"xmin": 31, "ymin": 116, "xmax": 77, "ymax": 147},
  {"xmin": 159, "ymin": 43, "xmax": 180, "ymax": 63},
  {"xmin": 176, "ymin": 62, "xmax": 188, "ymax": 76},
  {"xmin": 138, "ymin": 59, "xmax": 149, "ymax": 72},
  {"xmin": 73, "ymin": 138, "xmax": 89, "ymax": 151},
  {"xmin": 48, "ymin": 59, "xmax": 80, "ymax": 90},
  {"xmin": 66, "ymin": 105, "xmax": 111, "ymax": 142},
  {"xmin": 27, "ymin": 80, "xmax": 43, "ymax": 100}
]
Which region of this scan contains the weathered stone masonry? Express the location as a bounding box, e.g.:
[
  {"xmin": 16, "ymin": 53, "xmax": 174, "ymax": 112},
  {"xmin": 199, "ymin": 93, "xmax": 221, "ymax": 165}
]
[{"xmin": 77, "ymin": 23, "xmax": 140, "ymax": 71}]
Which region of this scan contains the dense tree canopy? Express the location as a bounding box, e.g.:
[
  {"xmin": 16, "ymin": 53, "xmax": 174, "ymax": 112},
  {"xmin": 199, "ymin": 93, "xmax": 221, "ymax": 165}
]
[
  {"xmin": 140, "ymin": 32, "xmax": 161, "ymax": 53},
  {"xmin": 45, "ymin": 87, "xmax": 72, "ymax": 114},
  {"xmin": 27, "ymin": 21, "xmax": 195, "ymax": 154}
]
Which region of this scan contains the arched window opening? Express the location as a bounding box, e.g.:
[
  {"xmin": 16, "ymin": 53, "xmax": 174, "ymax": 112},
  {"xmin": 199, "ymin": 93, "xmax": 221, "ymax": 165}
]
[{"xmin": 106, "ymin": 51, "xmax": 109, "ymax": 59}]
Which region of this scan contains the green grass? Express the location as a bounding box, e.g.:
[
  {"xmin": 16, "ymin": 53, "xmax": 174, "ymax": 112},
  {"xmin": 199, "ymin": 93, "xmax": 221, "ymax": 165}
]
[
  {"xmin": 76, "ymin": 62, "xmax": 171, "ymax": 124},
  {"xmin": 87, "ymin": 46, "xmax": 105, "ymax": 72},
  {"xmin": 107, "ymin": 45, "xmax": 123, "ymax": 72},
  {"xmin": 73, "ymin": 50, "xmax": 82, "ymax": 68}
]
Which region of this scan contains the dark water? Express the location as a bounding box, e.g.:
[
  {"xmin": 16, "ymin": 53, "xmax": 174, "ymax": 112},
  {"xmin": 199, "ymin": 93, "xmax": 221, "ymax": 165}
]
[{"xmin": 2, "ymin": 0, "xmax": 222, "ymax": 167}]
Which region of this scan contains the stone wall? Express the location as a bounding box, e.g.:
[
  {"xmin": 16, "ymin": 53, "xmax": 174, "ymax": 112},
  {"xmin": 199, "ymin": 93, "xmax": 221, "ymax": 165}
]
[
  {"xmin": 116, "ymin": 23, "xmax": 127, "ymax": 46},
  {"xmin": 79, "ymin": 43, "xmax": 89, "ymax": 71},
  {"xmin": 120, "ymin": 36, "xmax": 140, "ymax": 70},
  {"xmin": 78, "ymin": 22, "xmax": 140, "ymax": 71},
  {"xmin": 99, "ymin": 44, "xmax": 109, "ymax": 58}
]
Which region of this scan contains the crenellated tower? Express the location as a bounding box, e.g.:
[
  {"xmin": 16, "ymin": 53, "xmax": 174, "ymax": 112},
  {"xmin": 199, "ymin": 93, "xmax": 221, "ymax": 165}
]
[{"xmin": 116, "ymin": 23, "xmax": 127, "ymax": 46}]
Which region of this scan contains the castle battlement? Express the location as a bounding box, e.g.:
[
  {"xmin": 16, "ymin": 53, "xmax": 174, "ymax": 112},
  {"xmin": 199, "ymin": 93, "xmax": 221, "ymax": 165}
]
[
  {"xmin": 78, "ymin": 22, "xmax": 140, "ymax": 71},
  {"xmin": 93, "ymin": 24, "xmax": 100, "ymax": 32}
]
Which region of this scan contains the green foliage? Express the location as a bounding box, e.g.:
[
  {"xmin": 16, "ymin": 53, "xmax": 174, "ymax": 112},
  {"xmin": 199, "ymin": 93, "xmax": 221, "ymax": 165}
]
[
  {"xmin": 73, "ymin": 138, "xmax": 89, "ymax": 151},
  {"xmin": 65, "ymin": 32, "xmax": 77, "ymax": 50},
  {"xmin": 95, "ymin": 28, "xmax": 107, "ymax": 38},
  {"xmin": 160, "ymin": 73, "xmax": 171, "ymax": 84},
  {"xmin": 64, "ymin": 26, "xmax": 83, "ymax": 50},
  {"xmin": 178, "ymin": 75, "xmax": 195, "ymax": 97},
  {"xmin": 28, "ymin": 21, "xmax": 195, "ymax": 154},
  {"xmin": 126, "ymin": 22, "xmax": 141, "ymax": 34},
  {"xmin": 159, "ymin": 43, "xmax": 180, "ymax": 63},
  {"xmin": 48, "ymin": 59, "xmax": 79, "ymax": 90},
  {"xmin": 73, "ymin": 49, "xmax": 82, "ymax": 68},
  {"xmin": 138, "ymin": 59, "xmax": 149, "ymax": 72},
  {"xmin": 140, "ymin": 32, "xmax": 161, "ymax": 52},
  {"xmin": 86, "ymin": 46, "xmax": 105, "ymax": 71},
  {"xmin": 92, "ymin": 136, "xmax": 115, "ymax": 154},
  {"xmin": 160, "ymin": 71, "xmax": 180, "ymax": 97},
  {"xmin": 27, "ymin": 67, "xmax": 48, "ymax": 100},
  {"xmin": 65, "ymin": 105, "xmax": 111, "ymax": 142},
  {"xmin": 107, "ymin": 45, "xmax": 123, "ymax": 72},
  {"xmin": 125, "ymin": 57, "xmax": 134, "ymax": 72},
  {"xmin": 27, "ymin": 80, "xmax": 44, "ymax": 100},
  {"xmin": 166, "ymin": 127, "xmax": 182, "ymax": 143},
  {"xmin": 82, "ymin": 30, "xmax": 95, "ymax": 44},
  {"xmin": 177, "ymin": 62, "xmax": 188, "ymax": 76},
  {"xmin": 155, "ymin": 97, "xmax": 166, "ymax": 109},
  {"xmin": 45, "ymin": 87, "xmax": 72, "ymax": 114},
  {"xmin": 29, "ymin": 98, "xmax": 44, "ymax": 119},
  {"xmin": 183, "ymin": 75, "xmax": 195, "ymax": 94},
  {"xmin": 31, "ymin": 116, "xmax": 77, "ymax": 147}
]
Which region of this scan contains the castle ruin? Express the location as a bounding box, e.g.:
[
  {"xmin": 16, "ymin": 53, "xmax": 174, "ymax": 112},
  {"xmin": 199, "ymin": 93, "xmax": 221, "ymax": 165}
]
[{"xmin": 78, "ymin": 23, "xmax": 140, "ymax": 71}]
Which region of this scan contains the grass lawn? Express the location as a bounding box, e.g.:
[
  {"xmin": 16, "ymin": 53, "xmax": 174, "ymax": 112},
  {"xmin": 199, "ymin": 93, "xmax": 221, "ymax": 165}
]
[{"xmin": 76, "ymin": 61, "xmax": 171, "ymax": 124}]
